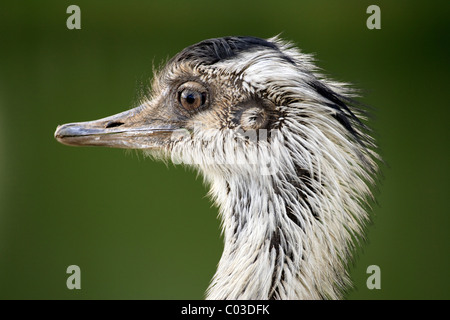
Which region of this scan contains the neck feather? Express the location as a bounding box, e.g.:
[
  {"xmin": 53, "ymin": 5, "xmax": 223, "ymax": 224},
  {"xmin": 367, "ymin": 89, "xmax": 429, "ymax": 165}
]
[
  {"xmin": 199, "ymin": 123, "xmax": 377, "ymax": 299},
  {"xmin": 205, "ymin": 169, "xmax": 352, "ymax": 300},
  {"xmin": 170, "ymin": 107, "xmax": 378, "ymax": 300}
]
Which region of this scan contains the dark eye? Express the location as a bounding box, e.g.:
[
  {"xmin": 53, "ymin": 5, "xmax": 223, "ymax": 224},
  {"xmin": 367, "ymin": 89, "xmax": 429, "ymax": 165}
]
[
  {"xmin": 180, "ymin": 89, "xmax": 203, "ymax": 110},
  {"xmin": 177, "ymin": 82, "xmax": 208, "ymax": 111}
]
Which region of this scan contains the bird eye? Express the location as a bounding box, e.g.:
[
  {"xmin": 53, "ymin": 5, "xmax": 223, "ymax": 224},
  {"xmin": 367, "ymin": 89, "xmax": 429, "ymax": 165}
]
[
  {"xmin": 177, "ymin": 82, "xmax": 207, "ymax": 111},
  {"xmin": 180, "ymin": 90, "xmax": 202, "ymax": 110}
]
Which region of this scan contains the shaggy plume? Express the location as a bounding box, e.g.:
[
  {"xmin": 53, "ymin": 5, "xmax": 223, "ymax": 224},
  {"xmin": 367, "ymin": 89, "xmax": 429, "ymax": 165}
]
[
  {"xmin": 55, "ymin": 36, "xmax": 380, "ymax": 299},
  {"xmin": 146, "ymin": 36, "xmax": 379, "ymax": 299}
]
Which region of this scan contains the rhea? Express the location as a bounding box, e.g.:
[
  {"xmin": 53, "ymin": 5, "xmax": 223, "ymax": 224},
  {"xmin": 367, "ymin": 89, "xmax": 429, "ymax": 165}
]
[{"xmin": 55, "ymin": 36, "xmax": 379, "ymax": 299}]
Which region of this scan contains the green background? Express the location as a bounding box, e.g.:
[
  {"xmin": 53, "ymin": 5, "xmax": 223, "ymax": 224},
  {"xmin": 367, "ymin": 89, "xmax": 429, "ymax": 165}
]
[{"xmin": 0, "ymin": 0, "xmax": 449, "ymax": 299}]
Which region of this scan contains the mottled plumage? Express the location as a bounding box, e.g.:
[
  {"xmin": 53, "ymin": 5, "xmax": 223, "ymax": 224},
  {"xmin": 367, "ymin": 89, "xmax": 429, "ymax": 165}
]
[{"xmin": 55, "ymin": 36, "xmax": 380, "ymax": 299}]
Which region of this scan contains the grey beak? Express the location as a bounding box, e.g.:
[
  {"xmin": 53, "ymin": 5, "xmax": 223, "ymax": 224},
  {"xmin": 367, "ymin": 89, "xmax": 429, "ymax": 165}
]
[{"xmin": 55, "ymin": 105, "xmax": 178, "ymax": 149}]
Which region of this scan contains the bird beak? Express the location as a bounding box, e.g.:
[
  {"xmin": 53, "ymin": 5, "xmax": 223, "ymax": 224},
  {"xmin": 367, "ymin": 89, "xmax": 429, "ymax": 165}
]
[{"xmin": 54, "ymin": 105, "xmax": 178, "ymax": 149}]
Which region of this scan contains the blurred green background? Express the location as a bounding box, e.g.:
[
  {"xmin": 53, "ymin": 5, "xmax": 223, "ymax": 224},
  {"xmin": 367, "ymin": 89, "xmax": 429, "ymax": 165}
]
[{"xmin": 0, "ymin": 0, "xmax": 448, "ymax": 299}]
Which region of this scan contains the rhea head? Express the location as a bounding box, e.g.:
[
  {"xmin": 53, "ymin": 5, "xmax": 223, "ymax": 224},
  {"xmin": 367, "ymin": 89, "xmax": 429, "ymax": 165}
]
[{"xmin": 55, "ymin": 36, "xmax": 378, "ymax": 299}]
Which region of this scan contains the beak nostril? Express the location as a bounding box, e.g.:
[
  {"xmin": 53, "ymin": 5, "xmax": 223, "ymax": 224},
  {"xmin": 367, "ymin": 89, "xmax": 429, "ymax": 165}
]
[{"xmin": 105, "ymin": 121, "xmax": 124, "ymax": 129}]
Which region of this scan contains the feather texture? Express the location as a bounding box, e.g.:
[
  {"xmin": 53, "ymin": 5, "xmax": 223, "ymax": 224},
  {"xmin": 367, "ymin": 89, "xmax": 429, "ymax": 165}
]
[{"xmin": 142, "ymin": 36, "xmax": 380, "ymax": 299}]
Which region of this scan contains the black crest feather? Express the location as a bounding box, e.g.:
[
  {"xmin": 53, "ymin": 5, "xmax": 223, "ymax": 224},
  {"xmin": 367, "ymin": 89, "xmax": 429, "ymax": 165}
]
[{"xmin": 175, "ymin": 36, "xmax": 294, "ymax": 65}]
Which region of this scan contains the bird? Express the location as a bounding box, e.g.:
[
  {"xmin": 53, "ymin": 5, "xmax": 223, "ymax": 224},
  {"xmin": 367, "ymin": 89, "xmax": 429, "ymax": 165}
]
[{"xmin": 54, "ymin": 36, "xmax": 380, "ymax": 300}]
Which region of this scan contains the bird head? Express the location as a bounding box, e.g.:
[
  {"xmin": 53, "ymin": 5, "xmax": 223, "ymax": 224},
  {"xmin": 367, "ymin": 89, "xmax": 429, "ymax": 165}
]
[
  {"xmin": 54, "ymin": 36, "xmax": 380, "ymax": 299},
  {"xmin": 55, "ymin": 36, "xmax": 375, "ymax": 179}
]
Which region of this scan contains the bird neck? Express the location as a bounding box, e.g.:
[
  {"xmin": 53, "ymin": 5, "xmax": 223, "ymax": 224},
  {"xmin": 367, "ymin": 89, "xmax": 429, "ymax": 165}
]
[{"xmin": 205, "ymin": 170, "xmax": 342, "ymax": 300}]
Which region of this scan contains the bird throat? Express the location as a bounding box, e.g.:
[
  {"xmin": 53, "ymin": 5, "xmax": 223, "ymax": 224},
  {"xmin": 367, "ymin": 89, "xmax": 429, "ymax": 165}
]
[{"xmin": 205, "ymin": 171, "xmax": 320, "ymax": 300}]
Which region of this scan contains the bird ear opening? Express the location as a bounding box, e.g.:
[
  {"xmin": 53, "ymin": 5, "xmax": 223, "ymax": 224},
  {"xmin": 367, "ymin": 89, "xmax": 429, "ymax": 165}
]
[
  {"xmin": 240, "ymin": 107, "xmax": 269, "ymax": 131},
  {"xmin": 230, "ymin": 97, "xmax": 276, "ymax": 130}
]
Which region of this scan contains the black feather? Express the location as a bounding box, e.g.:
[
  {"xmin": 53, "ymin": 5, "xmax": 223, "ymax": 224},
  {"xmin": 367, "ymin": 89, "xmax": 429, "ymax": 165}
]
[{"xmin": 175, "ymin": 36, "xmax": 295, "ymax": 65}]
